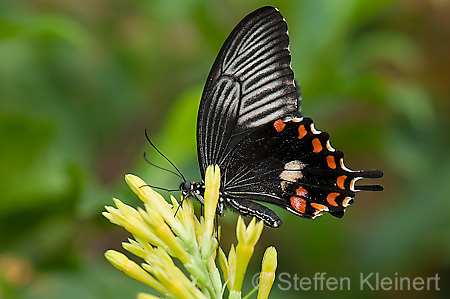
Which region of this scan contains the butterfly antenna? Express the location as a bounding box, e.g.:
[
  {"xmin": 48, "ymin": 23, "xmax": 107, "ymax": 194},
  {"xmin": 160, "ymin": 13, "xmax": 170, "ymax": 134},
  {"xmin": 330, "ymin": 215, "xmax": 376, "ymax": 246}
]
[
  {"xmin": 143, "ymin": 152, "xmax": 184, "ymax": 180},
  {"xmin": 144, "ymin": 129, "xmax": 187, "ymax": 182},
  {"xmin": 139, "ymin": 184, "xmax": 179, "ymax": 192}
]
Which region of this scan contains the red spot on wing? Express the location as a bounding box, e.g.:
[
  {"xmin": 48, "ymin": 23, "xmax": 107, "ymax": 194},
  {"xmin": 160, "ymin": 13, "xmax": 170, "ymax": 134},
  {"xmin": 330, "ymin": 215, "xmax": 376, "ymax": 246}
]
[
  {"xmin": 337, "ymin": 175, "xmax": 347, "ymax": 189},
  {"xmin": 298, "ymin": 125, "xmax": 307, "ymax": 139},
  {"xmin": 273, "ymin": 119, "xmax": 286, "ymax": 132},
  {"xmin": 296, "ymin": 186, "xmax": 308, "ymax": 197},
  {"xmin": 327, "ymin": 155, "xmax": 336, "ymax": 169},
  {"xmin": 312, "ymin": 138, "xmax": 322, "ymax": 153},
  {"xmin": 290, "ymin": 196, "xmax": 306, "ymax": 213},
  {"xmin": 326, "ymin": 193, "xmax": 340, "ymax": 206}
]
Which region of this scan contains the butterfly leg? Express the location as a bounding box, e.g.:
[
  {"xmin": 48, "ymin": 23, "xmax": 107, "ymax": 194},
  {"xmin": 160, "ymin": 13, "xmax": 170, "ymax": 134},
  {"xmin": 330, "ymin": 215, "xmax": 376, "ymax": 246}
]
[{"xmin": 226, "ymin": 197, "xmax": 282, "ymax": 228}]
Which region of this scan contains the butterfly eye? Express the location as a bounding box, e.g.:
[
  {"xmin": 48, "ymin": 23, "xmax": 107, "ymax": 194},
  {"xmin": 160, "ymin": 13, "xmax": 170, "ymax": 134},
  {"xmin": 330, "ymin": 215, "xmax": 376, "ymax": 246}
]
[{"xmin": 180, "ymin": 181, "xmax": 191, "ymax": 192}]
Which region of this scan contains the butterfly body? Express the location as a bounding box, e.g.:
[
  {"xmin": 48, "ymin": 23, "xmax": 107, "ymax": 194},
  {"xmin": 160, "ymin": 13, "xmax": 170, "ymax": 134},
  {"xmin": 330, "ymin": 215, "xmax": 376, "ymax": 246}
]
[{"xmin": 181, "ymin": 6, "xmax": 383, "ymax": 228}]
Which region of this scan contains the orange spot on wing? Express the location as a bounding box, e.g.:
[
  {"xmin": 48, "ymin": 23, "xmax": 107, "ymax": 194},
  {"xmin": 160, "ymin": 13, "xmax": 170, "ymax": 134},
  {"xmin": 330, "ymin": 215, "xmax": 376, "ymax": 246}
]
[
  {"xmin": 311, "ymin": 203, "xmax": 328, "ymax": 211},
  {"xmin": 343, "ymin": 197, "xmax": 352, "ymax": 207},
  {"xmin": 326, "ymin": 193, "xmax": 340, "ymax": 206},
  {"xmin": 312, "ymin": 138, "xmax": 322, "ymax": 153},
  {"xmin": 296, "ymin": 186, "xmax": 308, "ymax": 197},
  {"xmin": 298, "ymin": 125, "xmax": 307, "ymax": 139},
  {"xmin": 273, "ymin": 119, "xmax": 286, "ymax": 132},
  {"xmin": 290, "ymin": 196, "xmax": 306, "ymax": 213},
  {"xmin": 337, "ymin": 175, "xmax": 347, "ymax": 189},
  {"xmin": 327, "ymin": 155, "xmax": 336, "ymax": 169}
]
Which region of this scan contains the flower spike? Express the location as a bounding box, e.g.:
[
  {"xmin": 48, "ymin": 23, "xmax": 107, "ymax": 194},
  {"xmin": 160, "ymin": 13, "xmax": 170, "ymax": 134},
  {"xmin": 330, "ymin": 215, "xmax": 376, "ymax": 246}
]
[{"xmin": 103, "ymin": 165, "xmax": 277, "ymax": 298}]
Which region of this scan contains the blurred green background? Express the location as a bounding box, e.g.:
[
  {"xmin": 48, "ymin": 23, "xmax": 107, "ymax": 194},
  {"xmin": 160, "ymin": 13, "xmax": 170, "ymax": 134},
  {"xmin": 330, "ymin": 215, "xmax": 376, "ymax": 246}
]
[{"xmin": 1, "ymin": 0, "xmax": 449, "ymax": 298}]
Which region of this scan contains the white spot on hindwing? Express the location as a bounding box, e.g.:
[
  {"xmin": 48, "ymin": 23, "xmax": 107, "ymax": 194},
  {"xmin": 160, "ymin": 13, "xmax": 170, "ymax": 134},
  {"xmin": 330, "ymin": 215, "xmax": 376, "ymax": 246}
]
[
  {"xmin": 326, "ymin": 140, "xmax": 335, "ymax": 152},
  {"xmin": 310, "ymin": 123, "xmax": 321, "ymax": 134},
  {"xmin": 280, "ymin": 160, "xmax": 305, "ymax": 191}
]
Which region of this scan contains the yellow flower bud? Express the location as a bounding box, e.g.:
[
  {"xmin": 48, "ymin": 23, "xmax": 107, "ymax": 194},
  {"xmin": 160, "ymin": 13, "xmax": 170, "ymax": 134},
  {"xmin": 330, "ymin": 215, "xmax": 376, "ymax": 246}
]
[
  {"xmin": 257, "ymin": 246, "xmax": 277, "ymax": 299},
  {"xmin": 104, "ymin": 250, "xmax": 167, "ymax": 295},
  {"xmin": 231, "ymin": 217, "xmax": 264, "ymax": 296},
  {"xmin": 137, "ymin": 293, "xmax": 162, "ymax": 299}
]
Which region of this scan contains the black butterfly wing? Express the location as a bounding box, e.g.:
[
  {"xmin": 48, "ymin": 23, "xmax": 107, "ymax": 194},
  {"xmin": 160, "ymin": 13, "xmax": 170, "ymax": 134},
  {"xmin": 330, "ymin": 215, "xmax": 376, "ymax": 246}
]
[
  {"xmin": 220, "ymin": 117, "xmax": 383, "ymax": 222},
  {"xmin": 196, "ymin": 6, "xmax": 383, "ymax": 227},
  {"xmin": 197, "ymin": 6, "xmax": 301, "ymax": 177}
]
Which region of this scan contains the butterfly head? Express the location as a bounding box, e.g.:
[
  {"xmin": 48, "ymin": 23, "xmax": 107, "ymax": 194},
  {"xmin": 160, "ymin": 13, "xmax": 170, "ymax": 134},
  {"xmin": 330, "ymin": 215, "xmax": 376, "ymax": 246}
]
[
  {"xmin": 180, "ymin": 181, "xmax": 192, "ymax": 195},
  {"xmin": 180, "ymin": 181, "xmax": 206, "ymax": 205}
]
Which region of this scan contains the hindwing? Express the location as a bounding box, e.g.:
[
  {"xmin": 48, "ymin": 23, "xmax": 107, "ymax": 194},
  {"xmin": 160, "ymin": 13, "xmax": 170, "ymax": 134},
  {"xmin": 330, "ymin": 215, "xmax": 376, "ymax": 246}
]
[{"xmin": 220, "ymin": 117, "xmax": 382, "ymax": 222}]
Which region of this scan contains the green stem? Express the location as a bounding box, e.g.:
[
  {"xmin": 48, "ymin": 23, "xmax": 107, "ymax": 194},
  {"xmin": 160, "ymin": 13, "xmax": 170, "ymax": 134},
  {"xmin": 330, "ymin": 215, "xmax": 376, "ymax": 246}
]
[{"xmin": 242, "ymin": 285, "xmax": 258, "ymax": 299}]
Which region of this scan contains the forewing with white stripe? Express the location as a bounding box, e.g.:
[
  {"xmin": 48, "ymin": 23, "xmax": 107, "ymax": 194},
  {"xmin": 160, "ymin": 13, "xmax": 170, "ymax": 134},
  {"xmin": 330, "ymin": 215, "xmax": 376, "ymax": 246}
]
[{"xmin": 197, "ymin": 6, "xmax": 301, "ymax": 177}]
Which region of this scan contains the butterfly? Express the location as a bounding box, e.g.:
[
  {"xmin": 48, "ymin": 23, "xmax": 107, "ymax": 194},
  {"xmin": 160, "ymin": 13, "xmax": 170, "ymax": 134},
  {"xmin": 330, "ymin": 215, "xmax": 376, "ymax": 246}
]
[{"xmin": 179, "ymin": 6, "xmax": 383, "ymax": 227}]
